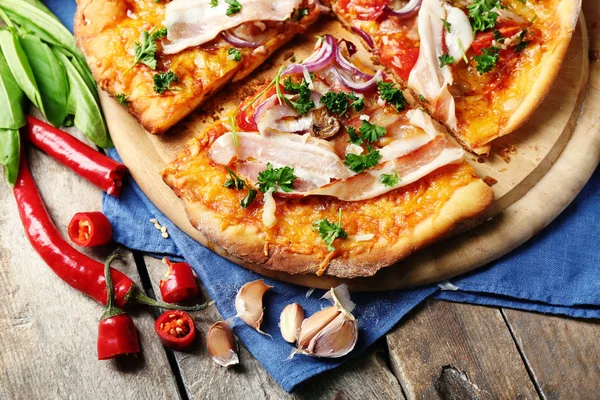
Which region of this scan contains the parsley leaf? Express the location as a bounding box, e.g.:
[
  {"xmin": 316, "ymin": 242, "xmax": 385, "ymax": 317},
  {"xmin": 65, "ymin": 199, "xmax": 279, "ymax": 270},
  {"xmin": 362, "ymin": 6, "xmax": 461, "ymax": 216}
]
[
  {"xmin": 439, "ymin": 53, "xmax": 454, "ymax": 68},
  {"xmin": 210, "ymin": 0, "xmax": 218, "ymax": 7},
  {"xmin": 346, "ymin": 120, "xmax": 386, "ymax": 146},
  {"xmin": 321, "ymin": 91, "xmax": 364, "ymax": 117},
  {"xmin": 376, "ymin": 81, "xmax": 407, "ymax": 112},
  {"xmin": 380, "ymin": 170, "xmax": 401, "ymax": 187},
  {"xmin": 468, "ymin": 0, "xmax": 500, "ymax": 33},
  {"xmin": 347, "ymin": 126, "xmax": 362, "ymax": 145},
  {"xmin": 291, "ymin": 8, "xmax": 309, "ymax": 22},
  {"xmin": 153, "ymin": 71, "xmax": 179, "ymax": 94},
  {"xmin": 124, "ymin": 31, "xmax": 158, "ymax": 74},
  {"xmin": 225, "ymin": 0, "xmax": 242, "ymax": 16},
  {"xmin": 257, "ymin": 163, "xmax": 296, "ymax": 193},
  {"xmin": 224, "ymin": 167, "xmax": 257, "ymax": 208},
  {"xmin": 344, "ymin": 148, "xmax": 382, "ymax": 173},
  {"xmin": 281, "ymin": 76, "xmax": 315, "ymax": 115},
  {"xmin": 349, "ymin": 92, "xmax": 365, "ymax": 112},
  {"xmin": 151, "ymin": 28, "xmax": 168, "ymax": 40},
  {"xmin": 115, "ymin": 93, "xmax": 130, "ymax": 106},
  {"xmin": 493, "ymin": 29, "xmax": 505, "ymax": 43},
  {"xmin": 474, "ymin": 47, "xmax": 499, "ymax": 74},
  {"xmin": 228, "ymin": 47, "xmax": 242, "ymax": 62},
  {"xmin": 514, "ymin": 30, "xmax": 530, "ymax": 52},
  {"xmin": 441, "ymin": 18, "xmax": 452, "ymax": 33},
  {"xmin": 313, "ymin": 209, "xmax": 347, "ymax": 251}
]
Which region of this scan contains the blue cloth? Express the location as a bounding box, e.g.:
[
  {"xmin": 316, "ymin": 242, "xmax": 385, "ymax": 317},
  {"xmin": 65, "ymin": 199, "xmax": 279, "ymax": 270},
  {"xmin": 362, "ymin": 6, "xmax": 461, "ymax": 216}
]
[{"xmin": 47, "ymin": 0, "xmax": 600, "ymax": 391}]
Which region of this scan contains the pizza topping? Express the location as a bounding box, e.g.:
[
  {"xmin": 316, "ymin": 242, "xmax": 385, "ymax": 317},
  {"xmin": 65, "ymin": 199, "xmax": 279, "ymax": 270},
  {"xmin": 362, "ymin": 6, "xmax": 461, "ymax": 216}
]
[
  {"xmin": 321, "ymin": 91, "xmax": 365, "ymax": 117},
  {"xmin": 257, "ymin": 163, "xmax": 296, "ymax": 193},
  {"xmin": 383, "ymin": 0, "xmax": 423, "ymax": 18},
  {"xmin": 310, "ymin": 107, "xmax": 342, "ymax": 139},
  {"xmin": 380, "ymin": 170, "xmax": 401, "ymax": 187},
  {"xmin": 474, "ymin": 46, "xmax": 499, "ymax": 73},
  {"xmin": 224, "ymin": 167, "xmax": 258, "ymax": 208},
  {"xmin": 468, "ymin": 0, "xmax": 501, "ymax": 33},
  {"xmin": 313, "ymin": 209, "xmax": 347, "ymax": 252},
  {"xmin": 376, "ymin": 81, "xmax": 408, "ymax": 112},
  {"xmin": 153, "ymin": 71, "xmax": 179, "ymax": 94},
  {"xmin": 262, "ymin": 188, "xmax": 277, "ymax": 228},
  {"xmin": 227, "ymin": 47, "xmax": 242, "ymax": 61},
  {"xmin": 344, "ymin": 148, "xmax": 382, "ymax": 173},
  {"xmin": 123, "ymin": 29, "xmax": 166, "ymax": 75},
  {"xmin": 162, "ymin": 0, "xmax": 301, "ymax": 54}
]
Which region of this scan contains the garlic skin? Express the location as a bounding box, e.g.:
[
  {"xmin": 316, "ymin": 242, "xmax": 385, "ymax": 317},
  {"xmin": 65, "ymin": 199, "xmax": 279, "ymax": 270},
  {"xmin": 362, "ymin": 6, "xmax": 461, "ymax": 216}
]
[
  {"xmin": 297, "ymin": 306, "xmax": 340, "ymax": 349},
  {"xmin": 235, "ymin": 279, "xmax": 273, "ymax": 333},
  {"xmin": 279, "ymin": 303, "xmax": 305, "ymax": 343},
  {"xmin": 207, "ymin": 321, "xmax": 239, "ymax": 367}
]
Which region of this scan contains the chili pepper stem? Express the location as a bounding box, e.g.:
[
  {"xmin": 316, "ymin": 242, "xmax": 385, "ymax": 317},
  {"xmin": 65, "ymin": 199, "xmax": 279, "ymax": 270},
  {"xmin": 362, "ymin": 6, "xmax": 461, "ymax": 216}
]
[
  {"xmin": 131, "ymin": 291, "xmax": 214, "ymax": 312},
  {"xmin": 101, "ymin": 254, "xmax": 126, "ymax": 320}
]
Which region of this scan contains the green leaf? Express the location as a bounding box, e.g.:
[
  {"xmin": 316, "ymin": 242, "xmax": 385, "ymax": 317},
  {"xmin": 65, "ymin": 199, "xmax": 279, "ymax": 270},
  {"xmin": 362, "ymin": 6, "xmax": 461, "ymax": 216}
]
[
  {"xmin": 312, "ymin": 209, "xmax": 347, "ymax": 252},
  {"xmin": 225, "ymin": 0, "xmax": 242, "ymax": 16},
  {"xmin": 257, "ymin": 163, "xmax": 296, "ymax": 193},
  {"xmin": 153, "ymin": 71, "xmax": 179, "ymax": 94},
  {"xmin": 344, "ymin": 149, "xmax": 381, "ymax": 173},
  {"xmin": 376, "ymin": 81, "xmax": 407, "ymax": 112},
  {"xmin": 0, "ymin": 128, "xmax": 20, "ymax": 185},
  {"xmin": 20, "ymin": 35, "xmax": 68, "ymax": 128},
  {"xmin": 380, "ymin": 170, "xmax": 401, "ymax": 187},
  {"xmin": 439, "ymin": 53, "xmax": 454, "ymax": 68},
  {"xmin": 474, "ymin": 47, "xmax": 499, "ymax": 74},
  {"xmin": 0, "ymin": 28, "xmax": 44, "ymax": 113},
  {"xmin": 54, "ymin": 47, "xmax": 98, "ymax": 100},
  {"xmin": 468, "ymin": 0, "xmax": 500, "ymax": 33},
  {"xmin": 0, "ymin": 49, "xmax": 25, "ymax": 130},
  {"xmin": 55, "ymin": 49, "xmax": 113, "ymax": 148}
]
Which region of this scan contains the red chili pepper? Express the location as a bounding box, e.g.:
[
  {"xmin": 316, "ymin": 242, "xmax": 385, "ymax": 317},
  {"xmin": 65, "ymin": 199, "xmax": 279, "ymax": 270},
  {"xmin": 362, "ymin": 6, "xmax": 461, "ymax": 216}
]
[
  {"xmin": 98, "ymin": 255, "xmax": 140, "ymax": 360},
  {"xmin": 155, "ymin": 310, "xmax": 196, "ymax": 350},
  {"xmin": 26, "ymin": 116, "xmax": 128, "ymax": 197},
  {"xmin": 68, "ymin": 211, "xmax": 113, "ymax": 247},
  {"xmin": 160, "ymin": 258, "xmax": 199, "ymax": 303},
  {"xmin": 14, "ymin": 149, "xmax": 213, "ymax": 313}
]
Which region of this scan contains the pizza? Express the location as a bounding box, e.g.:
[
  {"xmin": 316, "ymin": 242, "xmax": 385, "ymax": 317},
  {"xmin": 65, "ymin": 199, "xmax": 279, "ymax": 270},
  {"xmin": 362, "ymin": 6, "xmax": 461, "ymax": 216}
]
[
  {"xmin": 329, "ymin": 0, "xmax": 581, "ymax": 153},
  {"xmin": 162, "ymin": 36, "xmax": 494, "ymax": 278},
  {"xmin": 74, "ymin": 0, "xmax": 321, "ymax": 134}
]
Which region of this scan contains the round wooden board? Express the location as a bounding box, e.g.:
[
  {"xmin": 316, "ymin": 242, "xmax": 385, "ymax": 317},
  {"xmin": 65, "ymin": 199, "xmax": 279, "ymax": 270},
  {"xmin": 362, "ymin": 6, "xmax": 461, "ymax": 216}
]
[{"xmin": 101, "ymin": 9, "xmax": 600, "ymax": 291}]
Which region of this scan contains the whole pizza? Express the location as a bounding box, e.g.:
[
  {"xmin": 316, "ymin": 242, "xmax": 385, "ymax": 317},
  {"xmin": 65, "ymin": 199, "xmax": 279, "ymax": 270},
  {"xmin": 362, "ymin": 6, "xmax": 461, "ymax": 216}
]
[{"xmin": 74, "ymin": 0, "xmax": 581, "ymax": 278}]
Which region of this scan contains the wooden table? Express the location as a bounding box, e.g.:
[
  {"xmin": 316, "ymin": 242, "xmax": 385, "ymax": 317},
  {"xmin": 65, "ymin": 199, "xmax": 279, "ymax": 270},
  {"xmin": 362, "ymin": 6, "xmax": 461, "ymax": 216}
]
[{"xmin": 1, "ymin": 124, "xmax": 599, "ymax": 399}]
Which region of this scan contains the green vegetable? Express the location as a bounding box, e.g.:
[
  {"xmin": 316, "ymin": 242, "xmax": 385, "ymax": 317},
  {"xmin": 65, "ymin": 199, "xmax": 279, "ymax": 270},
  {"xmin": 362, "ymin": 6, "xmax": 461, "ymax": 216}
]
[
  {"xmin": 210, "ymin": 0, "xmax": 218, "ymax": 7},
  {"xmin": 376, "ymin": 81, "xmax": 407, "ymax": 112},
  {"xmin": 224, "ymin": 167, "xmax": 257, "ymax": 208},
  {"xmin": 321, "ymin": 91, "xmax": 364, "ymax": 117},
  {"xmin": 0, "ymin": 128, "xmax": 20, "ymax": 184},
  {"xmin": 153, "ymin": 71, "xmax": 179, "ymax": 94},
  {"xmin": 313, "ymin": 209, "xmax": 347, "ymax": 252},
  {"xmin": 441, "ymin": 18, "xmax": 452, "ymax": 33},
  {"xmin": 0, "ymin": 28, "xmax": 44, "ymax": 114},
  {"xmin": 344, "ymin": 148, "xmax": 381, "ymax": 173},
  {"xmin": 151, "ymin": 28, "xmax": 168, "ymax": 40},
  {"xmin": 54, "ymin": 46, "xmax": 97, "ymax": 99},
  {"xmin": 20, "ymin": 34, "xmax": 68, "ymax": 128},
  {"xmin": 380, "ymin": 171, "xmax": 401, "ymax": 187},
  {"xmin": 346, "ymin": 120, "xmax": 386, "ymax": 146},
  {"xmin": 124, "ymin": 31, "xmax": 159, "ymax": 75},
  {"xmin": 257, "ymin": 163, "xmax": 296, "ymax": 193},
  {"xmin": 474, "ymin": 47, "xmax": 499, "ymax": 74},
  {"xmin": 439, "ymin": 53, "xmax": 454, "ymax": 68},
  {"xmin": 228, "ymin": 47, "xmax": 242, "ymax": 62},
  {"xmin": 0, "ymin": 49, "xmax": 25, "ymax": 130},
  {"xmin": 468, "ymin": 0, "xmax": 500, "ymax": 33},
  {"xmin": 291, "ymin": 8, "xmax": 309, "ymax": 22},
  {"xmin": 281, "ymin": 75, "xmax": 315, "ymax": 115},
  {"xmin": 225, "ymin": 0, "xmax": 242, "ymax": 16},
  {"xmin": 115, "ymin": 93, "xmax": 130, "ymax": 106},
  {"xmin": 514, "ymin": 30, "xmax": 530, "ymax": 52},
  {"xmin": 55, "ymin": 50, "xmax": 112, "ymax": 148}
]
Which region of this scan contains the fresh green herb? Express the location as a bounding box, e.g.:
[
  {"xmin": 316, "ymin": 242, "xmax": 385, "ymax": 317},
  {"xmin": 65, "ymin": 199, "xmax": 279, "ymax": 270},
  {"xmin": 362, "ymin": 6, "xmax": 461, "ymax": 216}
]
[
  {"xmin": 257, "ymin": 163, "xmax": 296, "ymax": 193},
  {"xmin": 418, "ymin": 94, "xmax": 429, "ymax": 103},
  {"xmin": 0, "ymin": 128, "xmax": 20, "ymax": 185},
  {"xmin": 225, "ymin": 0, "xmax": 242, "ymax": 16},
  {"xmin": 514, "ymin": 30, "xmax": 530, "ymax": 52},
  {"xmin": 376, "ymin": 81, "xmax": 407, "ymax": 112},
  {"xmin": 346, "ymin": 126, "xmax": 361, "ymax": 146},
  {"xmin": 468, "ymin": 0, "xmax": 500, "ymax": 33},
  {"xmin": 115, "ymin": 93, "xmax": 130, "ymax": 105},
  {"xmin": 457, "ymin": 37, "xmax": 468, "ymax": 63},
  {"xmin": 313, "ymin": 209, "xmax": 347, "ymax": 251},
  {"xmin": 291, "ymin": 8, "xmax": 309, "ymax": 22},
  {"xmin": 493, "ymin": 29, "xmax": 505, "ymax": 43},
  {"xmin": 228, "ymin": 47, "xmax": 242, "ymax": 62},
  {"xmin": 228, "ymin": 114, "xmax": 239, "ymax": 146},
  {"xmin": 210, "ymin": 0, "xmax": 218, "ymax": 7},
  {"xmin": 290, "ymin": 55, "xmax": 296, "ymax": 62},
  {"xmin": 346, "ymin": 120, "xmax": 386, "ymax": 146},
  {"xmin": 380, "ymin": 170, "xmax": 401, "ymax": 187},
  {"xmin": 441, "ymin": 18, "xmax": 452, "ymax": 33},
  {"xmin": 281, "ymin": 75, "xmax": 315, "ymax": 115},
  {"xmin": 321, "ymin": 91, "xmax": 364, "ymax": 117},
  {"xmin": 151, "ymin": 28, "xmax": 168, "ymax": 40},
  {"xmin": 474, "ymin": 46, "xmax": 499, "ymax": 74},
  {"xmin": 153, "ymin": 70, "xmax": 179, "ymax": 94},
  {"xmin": 62, "ymin": 114, "xmax": 75, "ymax": 127},
  {"xmin": 124, "ymin": 31, "xmax": 158, "ymax": 74},
  {"xmin": 439, "ymin": 53, "xmax": 455, "ymax": 68},
  {"xmin": 344, "ymin": 148, "xmax": 382, "ymax": 173},
  {"xmin": 224, "ymin": 167, "xmax": 257, "ymax": 208}
]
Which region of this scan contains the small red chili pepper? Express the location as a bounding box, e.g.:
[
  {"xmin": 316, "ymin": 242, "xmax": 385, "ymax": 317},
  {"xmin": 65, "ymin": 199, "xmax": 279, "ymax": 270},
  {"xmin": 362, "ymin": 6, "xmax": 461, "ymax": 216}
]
[
  {"xmin": 155, "ymin": 310, "xmax": 196, "ymax": 350},
  {"xmin": 26, "ymin": 116, "xmax": 128, "ymax": 197},
  {"xmin": 68, "ymin": 211, "xmax": 113, "ymax": 247},
  {"xmin": 98, "ymin": 254, "xmax": 140, "ymax": 360},
  {"xmin": 14, "ymin": 149, "xmax": 213, "ymax": 313},
  {"xmin": 160, "ymin": 258, "xmax": 199, "ymax": 303}
]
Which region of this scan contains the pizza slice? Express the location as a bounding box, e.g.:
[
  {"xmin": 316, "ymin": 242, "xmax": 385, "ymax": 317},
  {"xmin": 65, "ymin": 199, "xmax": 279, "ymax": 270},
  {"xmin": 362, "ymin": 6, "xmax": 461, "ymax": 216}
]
[
  {"xmin": 162, "ymin": 35, "xmax": 494, "ymax": 278},
  {"xmin": 74, "ymin": 0, "xmax": 322, "ymax": 134},
  {"xmin": 330, "ymin": 0, "xmax": 581, "ymax": 153}
]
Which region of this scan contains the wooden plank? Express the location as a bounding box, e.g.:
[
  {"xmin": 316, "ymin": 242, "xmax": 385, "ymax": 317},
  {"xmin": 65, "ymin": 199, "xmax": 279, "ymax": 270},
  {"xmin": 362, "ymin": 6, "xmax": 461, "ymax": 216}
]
[
  {"xmin": 143, "ymin": 255, "xmax": 406, "ymax": 399},
  {"xmin": 502, "ymin": 309, "xmax": 600, "ymax": 399},
  {"xmin": 386, "ymin": 300, "xmax": 538, "ymax": 399},
  {"xmin": 0, "ymin": 125, "xmax": 180, "ymax": 399}
]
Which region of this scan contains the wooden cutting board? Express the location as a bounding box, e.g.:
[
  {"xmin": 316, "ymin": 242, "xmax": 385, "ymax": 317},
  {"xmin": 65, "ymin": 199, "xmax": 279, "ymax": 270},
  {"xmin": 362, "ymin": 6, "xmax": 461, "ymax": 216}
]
[{"xmin": 100, "ymin": 9, "xmax": 599, "ymax": 291}]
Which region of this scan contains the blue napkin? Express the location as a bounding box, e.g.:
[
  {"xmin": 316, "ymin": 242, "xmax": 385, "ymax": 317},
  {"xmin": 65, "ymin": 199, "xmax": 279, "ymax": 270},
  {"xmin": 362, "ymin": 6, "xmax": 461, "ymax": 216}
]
[{"xmin": 47, "ymin": 0, "xmax": 600, "ymax": 391}]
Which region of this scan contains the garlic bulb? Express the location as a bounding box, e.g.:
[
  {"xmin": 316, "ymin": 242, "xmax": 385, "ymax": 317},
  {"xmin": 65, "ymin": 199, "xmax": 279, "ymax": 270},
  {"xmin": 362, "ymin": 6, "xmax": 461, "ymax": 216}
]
[
  {"xmin": 235, "ymin": 279, "xmax": 273, "ymax": 333},
  {"xmin": 207, "ymin": 321, "xmax": 239, "ymax": 367},
  {"xmin": 295, "ymin": 284, "xmax": 358, "ymax": 358},
  {"xmin": 279, "ymin": 303, "xmax": 305, "ymax": 343}
]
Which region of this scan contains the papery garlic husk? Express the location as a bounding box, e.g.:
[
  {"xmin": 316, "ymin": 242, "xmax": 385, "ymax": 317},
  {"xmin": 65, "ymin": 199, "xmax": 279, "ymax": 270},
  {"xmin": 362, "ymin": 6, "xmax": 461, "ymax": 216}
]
[
  {"xmin": 235, "ymin": 279, "xmax": 273, "ymax": 333},
  {"xmin": 322, "ymin": 284, "xmax": 355, "ymax": 315},
  {"xmin": 207, "ymin": 321, "xmax": 239, "ymax": 367},
  {"xmin": 304, "ymin": 312, "xmax": 358, "ymax": 358},
  {"xmin": 279, "ymin": 303, "xmax": 305, "ymax": 343},
  {"xmin": 296, "ymin": 306, "xmax": 340, "ymax": 349}
]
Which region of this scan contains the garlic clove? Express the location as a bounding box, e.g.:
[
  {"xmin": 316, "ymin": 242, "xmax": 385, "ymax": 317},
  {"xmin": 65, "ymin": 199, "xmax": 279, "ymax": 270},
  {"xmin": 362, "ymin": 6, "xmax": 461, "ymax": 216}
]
[
  {"xmin": 235, "ymin": 279, "xmax": 273, "ymax": 333},
  {"xmin": 304, "ymin": 312, "xmax": 358, "ymax": 358},
  {"xmin": 297, "ymin": 306, "xmax": 340, "ymax": 349},
  {"xmin": 279, "ymin": 303, "xmax": 305, "ymax": 343},
  {"xmin": 207, "ymin": 321, "xmax": 239, "ymax": 367},
  {"xmin": 322, "ymin": 284, "xmax": 356, "ymax": 315}
]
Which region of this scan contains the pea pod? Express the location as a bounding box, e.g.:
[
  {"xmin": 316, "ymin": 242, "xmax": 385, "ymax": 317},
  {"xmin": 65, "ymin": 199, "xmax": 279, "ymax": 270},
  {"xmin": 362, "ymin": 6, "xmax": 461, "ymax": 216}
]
[
  {"xmin": 0, "ymin": 128, "xmax": 20, "ymax": 184},
  {"xmin": 20, "ymin": 35, "xmax": 68, "ymax": 128},
  {"xmin": 0, "ymin": 48, "xmax": 25, "ymax": 129},
  {"xmin": 55, "ymin": 50, "xmax": 113, "ymax": 149}
]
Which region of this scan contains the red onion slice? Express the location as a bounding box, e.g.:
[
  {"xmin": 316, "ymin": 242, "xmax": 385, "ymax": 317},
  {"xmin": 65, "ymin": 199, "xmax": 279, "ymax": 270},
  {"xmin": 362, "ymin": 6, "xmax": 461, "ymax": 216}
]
[
  {"xmin": 351, "ymin": 27, "xmax": 374, "ymax": 49},
  {"xmin": 384, "ymin": 0, "xmax": 423, "ymax": 19},
  {"xmin": 222, "ymin": 29, "xmax": 262, "ymax": 48},
  {"xmin": 331, "ymin": 67, "xmax": 383, "ymax": 93},
  {"xmin": 335, "ymin": 41, "xmax": 373, "ymax": 80},
  {"xmin": 282, "ymin": 35, "xmax": 337, "ymax": 75}
]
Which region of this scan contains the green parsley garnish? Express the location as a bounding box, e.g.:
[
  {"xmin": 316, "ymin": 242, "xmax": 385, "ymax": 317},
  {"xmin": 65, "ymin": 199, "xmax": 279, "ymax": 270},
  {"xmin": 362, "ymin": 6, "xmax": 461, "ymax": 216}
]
[
  {"xmin": 468, "ymin": 0, "xmax": 500, "ymax": 33},
  {"xmin": 493, "ymin": 29, "xmax": 505, "ymax": 43},
  {"xmin": 321, "ymin": 91, "xmax": 364, "ymax": 117},
  {"xmin": 514, "ymin": 30, "xmax": 530, "ymax": 52},
  {"xmin": 210, "ymin": 0, "xmax": 218, "ymax": 7},
  {"xmin": 313, "ymin": 209, "xmax": 347, "ymax": 252},
  {"xmin": 380, "ymin": 171, "xmax": 401, "ymax": 187},
  {"xmin": 115, "ymin": 93, "xmax": 130, "ymax": 106},
  {"xmin": 224, "ymin": 167, "xmax": 257, "ymax": 208},
  {"xmin": 123, "ymin": 31, "xmax": 159, "ymax": 75},
  {"xmin": 344, "ymin": 148, "xmax": 382, "ymax": 173},
  {"xmin": 439, "ymin": 53, "xmax": 454, "ymax": 68},
  {"xmin": 153, "ymin": 71, "xmax": 179, "ymax": 94},
  {"xmin": 228, "ymin": 47, "xmax": 242, "ymax": 62},
  {"xmin": 225, "ymin": 0, "xmax": 242, "ymax": 16},
  {"xmin": 457, "ymin": 37, "xmax": 468, "ymax": 63},
  {"xmin": 257, "ymin": 163, "xmax": 296, "ymax": 193},
  {"xmin": 346, "ymin": 120, "xmax": 386, "ymax": 146},
  {"xmin": 474, "ymin": 47, "xmax": 499, "ymax": 74},
  {"xmin": 418, "ymin": 94, "xmax": 429, "ymax": 103},
  {"xmin": 441, "ymin": 18, "xmax": 452, "ymax": 33},
  {"xmin": 376, "ymin": 81, "xmax": 407, "ymax": 112},
  {"xmin": 151, "ymin": 28, "xmax": 168, "ymax": 40},
  {"xmin": 291, "ymin": 8, "xmax": 309, "ymax": 22},
  {"xmin": 228, "ymin": 114, "xmax": 239, "ymax": 146},
  {"xmin": 281, "ymin": 76, "xmax": 315, "ymax": 115}
]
